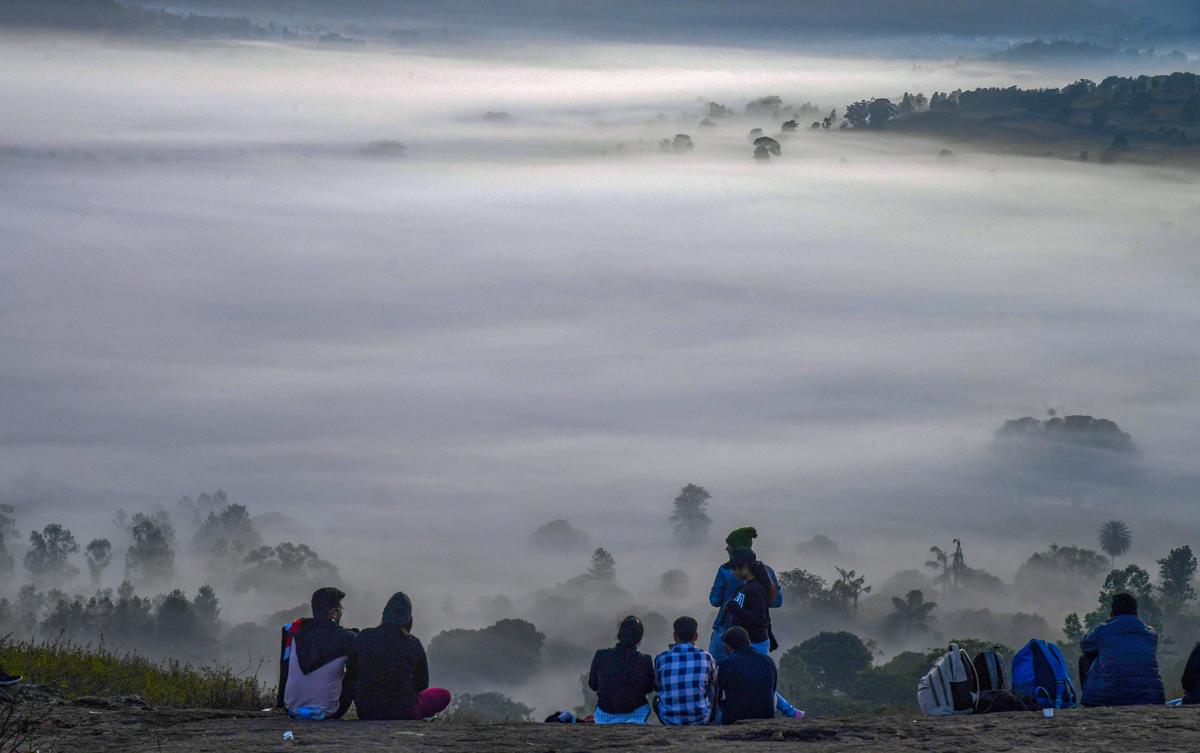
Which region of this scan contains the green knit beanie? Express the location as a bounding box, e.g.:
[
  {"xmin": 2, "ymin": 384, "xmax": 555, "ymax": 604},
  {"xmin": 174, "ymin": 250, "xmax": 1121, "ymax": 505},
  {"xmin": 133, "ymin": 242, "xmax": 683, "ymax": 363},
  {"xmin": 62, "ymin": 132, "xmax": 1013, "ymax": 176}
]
[{"xmin": 725, "ymin": 526, "xmax": 757, "ymax": 550}]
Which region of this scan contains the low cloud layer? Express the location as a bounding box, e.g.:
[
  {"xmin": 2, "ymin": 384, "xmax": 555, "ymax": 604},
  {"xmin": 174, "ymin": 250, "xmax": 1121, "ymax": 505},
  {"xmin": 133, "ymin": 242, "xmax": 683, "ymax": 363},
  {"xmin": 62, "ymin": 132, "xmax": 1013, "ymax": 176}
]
[{"xmin": 2, "ymin": 36, "xmax": 1199, "ymax": 637}]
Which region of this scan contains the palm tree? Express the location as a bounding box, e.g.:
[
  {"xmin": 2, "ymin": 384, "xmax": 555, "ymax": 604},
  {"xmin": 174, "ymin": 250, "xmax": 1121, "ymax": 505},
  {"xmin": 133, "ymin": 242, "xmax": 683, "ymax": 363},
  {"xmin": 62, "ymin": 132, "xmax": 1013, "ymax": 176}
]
[
  {"xmin": 832, "ymin": 567, "xmax": 871, "ymax": 612},
  {"xmin": 1098, "ymin": 520, "xmax": 1132, "ymax": 566},
  {"xmin": 883, "ymin": 589, "xmax": 937, "ymax": 641}
]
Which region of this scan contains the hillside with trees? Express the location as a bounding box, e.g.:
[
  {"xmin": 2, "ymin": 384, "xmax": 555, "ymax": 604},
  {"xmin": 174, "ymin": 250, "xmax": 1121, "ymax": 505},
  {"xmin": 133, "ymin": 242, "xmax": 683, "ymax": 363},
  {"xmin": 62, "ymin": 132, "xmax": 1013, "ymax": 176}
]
[{"xmin": 838, "ymin": 72, "xmax": 1200, "ymax": 166}]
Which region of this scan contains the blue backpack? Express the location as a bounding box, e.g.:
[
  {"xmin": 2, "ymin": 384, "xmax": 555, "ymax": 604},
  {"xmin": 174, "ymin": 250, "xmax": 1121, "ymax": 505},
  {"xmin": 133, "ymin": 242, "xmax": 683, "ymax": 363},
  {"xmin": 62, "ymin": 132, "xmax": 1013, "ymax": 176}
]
[{"xmin": 1011, "ymin": 639, "xmax": 1077, "ymax": 709}]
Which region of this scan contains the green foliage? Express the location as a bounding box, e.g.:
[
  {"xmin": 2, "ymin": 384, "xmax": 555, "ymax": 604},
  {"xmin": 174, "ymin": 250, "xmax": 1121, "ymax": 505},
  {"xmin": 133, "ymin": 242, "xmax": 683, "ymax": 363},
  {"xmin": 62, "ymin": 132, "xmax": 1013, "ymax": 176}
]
[
  {"xmin": 1063, "ymin": 613, "xmax": 1083, "ymax": 644},
  {"xmin": 429, "ymin": 619, "xmax": 545, "ymax": 687},
  {"xmin": 443, "ymin": 692, "xmax": 533, "ymax": 722},
  {"xmin": 24, "ymin": 524, "xmax": 80, "ymax": 585},
  {"xmin": 1157, "ymin": 546, "xmax": 1197, "ymax": 613},
  {"xmin": 777, "ymin": 569, "xmax": 830, "ymax": 605},
  {"xmin": 0, "ymin": 638, "xmax": 269, "ymax": 709},
  {"xmin": 787, "ymin": 631, "xmax": 873, "ymax": 692},
  {"xmin": 1085, "ymin": 565, "xmax": 1161, "ymax": 631}
]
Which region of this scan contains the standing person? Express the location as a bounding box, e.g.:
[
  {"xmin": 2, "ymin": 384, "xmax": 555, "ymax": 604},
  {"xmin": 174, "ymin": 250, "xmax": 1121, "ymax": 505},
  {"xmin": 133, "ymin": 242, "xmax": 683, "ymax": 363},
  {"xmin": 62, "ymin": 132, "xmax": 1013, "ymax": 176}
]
[
  {"xmin": 588, "ymin": 615, "xmax": 656, "ymax": 724},
  {"xmin": 724, "ymin": 548, "xmax": 773, "ymax": 650},
  {"xmin": 708, "ymin": 527, "xmax": 782, "ymax": 663},
  {"xmin": 350, "ymin": 592, "xmax": 453, "ymax": 721},
  {"xmin": 653, "ymin": 616, "xmax": 717, "ymax": 726},
  {"xmin": 716, "ymin": 627, "xmax": 777, "ymax": 724},
  {"xmin": 1080, "ymin": 593, "xmax": 1166, "ymax": 707},
  {"xmin": 278, "ymin": 586, "xmax": 358, "ymax": 719}
]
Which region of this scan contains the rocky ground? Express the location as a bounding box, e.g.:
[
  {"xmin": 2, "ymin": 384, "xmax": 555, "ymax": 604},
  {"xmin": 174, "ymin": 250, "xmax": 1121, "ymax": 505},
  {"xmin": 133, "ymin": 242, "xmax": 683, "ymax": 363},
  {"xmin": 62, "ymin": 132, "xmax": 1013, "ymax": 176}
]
[{"xmin": 10, "ymin": 687, "xmax": 1200, "ymax": 752}]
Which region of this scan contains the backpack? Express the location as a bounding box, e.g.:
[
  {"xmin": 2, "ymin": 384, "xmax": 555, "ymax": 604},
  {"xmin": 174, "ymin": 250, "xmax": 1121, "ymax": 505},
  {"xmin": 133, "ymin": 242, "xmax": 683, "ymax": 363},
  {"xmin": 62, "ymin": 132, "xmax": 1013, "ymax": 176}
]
[
  {"xmin": 917, "ymin": 643, "xmax": 979, "ymax": 716},
  {"xmin": 1011, "ymin": 639, "xmax": 1077, "ymax": 709},
  {"xmin": 974, "ymin": 649, "xmax": 1010, "ymax": 692}
]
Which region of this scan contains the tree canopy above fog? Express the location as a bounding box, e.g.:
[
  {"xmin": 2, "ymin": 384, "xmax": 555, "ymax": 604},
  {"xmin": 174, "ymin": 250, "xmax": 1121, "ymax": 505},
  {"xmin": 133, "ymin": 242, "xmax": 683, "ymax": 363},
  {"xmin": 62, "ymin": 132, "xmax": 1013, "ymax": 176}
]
[{"xmin": 995, "ymin": 414, "xmax": 1136, "ymax": 453}]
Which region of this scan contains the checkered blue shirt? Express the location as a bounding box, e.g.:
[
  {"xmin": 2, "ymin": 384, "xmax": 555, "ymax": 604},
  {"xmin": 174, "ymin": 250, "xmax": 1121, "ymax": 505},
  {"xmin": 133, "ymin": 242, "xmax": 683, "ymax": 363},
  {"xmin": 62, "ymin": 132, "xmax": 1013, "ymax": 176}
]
[{"xmin": 654, "ymin": 643, "xmax": 717, "ymax": 725}]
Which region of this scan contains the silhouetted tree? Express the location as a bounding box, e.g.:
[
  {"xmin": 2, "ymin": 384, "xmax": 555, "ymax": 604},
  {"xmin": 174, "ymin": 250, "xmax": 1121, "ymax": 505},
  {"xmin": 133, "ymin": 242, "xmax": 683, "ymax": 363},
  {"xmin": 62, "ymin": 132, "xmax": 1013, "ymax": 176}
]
[
  {"xmin": 1098, "ymin": 520, "xmax": 1132, "ymax": 566},
  {"xmin": 126, "ymin": 512, "xmax": 176, "ymax": 585},
  {"xmin": 1157, "ymin": 545, "xmax": 1197, "ymax": 616},
  {"xmin": 867, "ymin": 98, "xmax": 898, "ymax": 128},
  {"xmin": 588, "ymin": 548, "xmax": 616, "ymax": 582},
  {"xmin": 781, "ymin": 119, "xmax": 799, "ymax": 132},
  {"xmin": 528, "ymin": 519, "xmax": 589, "ymax": 553},
  {"xmin": 882, "ymin": 589, "xmax": 937, "ymax": 642},
  {"xmin": 25, "ymin": 524, "xmax": 79, "ymax": 586},
  {"xmin": 670, "ymin": 484, "xmax": 712, "ymax": 545},
  {"xmin": 843, "ymin": 100, "xmax": 870, "ymax": 128},
  {"xmin": 0, "ymin": 503, "xmax": 16, "ymax": 584},
  {"xmin": 1085, "ymin": 564, "xmax": 1160, "ymax": 630},
  {"xmin": 85, "ymin": 538, "xmax": 113, "ymax": 584},
  {"xmin": 787, "ymin": 631, "xmax": 872, "ymax": 692},
  {"xmin": 752, "ymin": 136, "xmax": 781, "ymax": 160},
  {"xmin": 194, "ymin": 503, "xmax": 262, "ymax": 557},
  {"xmin": 831, "ymin": 568, "xmax": 871, "ymax": 612},
  {"xmin": 429, "ymin": 619, "xmax": 545, "ymax": 686},
  {"xmin": 778, "ymin": 569, "xmax": 830, "ymax": 605},
  {"xmin": 659, "ymin": 569, "xmax": 689, "ymax": 599}
]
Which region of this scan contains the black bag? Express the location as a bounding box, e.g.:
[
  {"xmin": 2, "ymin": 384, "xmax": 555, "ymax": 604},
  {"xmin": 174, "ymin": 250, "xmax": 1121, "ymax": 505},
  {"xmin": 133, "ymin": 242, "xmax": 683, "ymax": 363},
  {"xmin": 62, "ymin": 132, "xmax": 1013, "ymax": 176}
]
[
  {"xmin": 974, "ymin": 649, "xmax": 1010, "ymax": 692},
  {"xmin": 974, "ymin": 690, "xmax": 1040, "ymax": 714}
]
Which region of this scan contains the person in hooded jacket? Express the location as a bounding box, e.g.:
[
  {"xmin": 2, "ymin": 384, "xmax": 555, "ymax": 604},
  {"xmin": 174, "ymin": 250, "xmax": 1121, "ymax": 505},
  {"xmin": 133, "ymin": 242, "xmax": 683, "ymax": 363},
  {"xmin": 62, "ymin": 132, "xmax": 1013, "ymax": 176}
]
[
  {"xmin": 1080, "ymin": 593, "xmax": 1166, "ymax": 707},
  {"xmin": 350, "ymin": 592, "xmax": 452, "ymax": 720},
  {"xmin": 708, "ymin": 527, "xmax": 781, "ymax": 663},
  {"xmin": 278, "ymin": 586, "xmax": 358, "ymax": 719},
  {"xmin": 588, "ymin": 615, "xmax": 656, "ymax": 724},
  {"xmin": 723, "ymin": 548, "xmax": 773, "ymax": 649}
]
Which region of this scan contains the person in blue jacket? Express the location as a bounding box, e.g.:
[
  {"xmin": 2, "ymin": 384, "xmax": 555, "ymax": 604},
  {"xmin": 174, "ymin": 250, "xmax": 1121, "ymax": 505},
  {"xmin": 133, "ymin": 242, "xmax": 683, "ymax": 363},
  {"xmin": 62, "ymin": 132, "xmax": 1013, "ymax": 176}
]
[
  {"xmin": 708, "ymin": 527, "xmax": 781, "ymax": 662},
  {"xmin": 708, "ymin": 528, "xmax": 800, "ymax": 717},
  {"xmin": 1080, "ymin": 593, "xmax": 1166, "ymax": 707}
]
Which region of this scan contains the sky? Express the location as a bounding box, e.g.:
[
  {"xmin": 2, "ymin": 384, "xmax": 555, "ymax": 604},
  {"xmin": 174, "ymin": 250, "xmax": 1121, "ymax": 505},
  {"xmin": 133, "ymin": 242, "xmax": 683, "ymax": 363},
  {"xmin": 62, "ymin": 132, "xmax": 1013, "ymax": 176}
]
[{"xmin": 1, "ymin": 30, "xmax": 1200, "ymax": 652}]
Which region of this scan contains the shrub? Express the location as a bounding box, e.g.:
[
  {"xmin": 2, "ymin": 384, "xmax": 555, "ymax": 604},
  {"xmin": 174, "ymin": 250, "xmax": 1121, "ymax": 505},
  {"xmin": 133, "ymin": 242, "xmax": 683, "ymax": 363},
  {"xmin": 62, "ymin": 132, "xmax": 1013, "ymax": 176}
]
[{"xmin": 442, "ymin": 692, "xmax": 533, "ymax": 723}]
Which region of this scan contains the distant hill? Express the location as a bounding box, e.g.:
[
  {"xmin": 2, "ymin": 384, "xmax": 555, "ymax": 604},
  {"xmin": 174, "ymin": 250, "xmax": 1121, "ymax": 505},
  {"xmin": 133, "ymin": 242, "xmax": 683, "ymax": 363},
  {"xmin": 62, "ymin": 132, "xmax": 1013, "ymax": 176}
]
[
  {"xmin": 853, "ymin": 73, "xmax": 1200, "ymax": 166},
  {"xmin": 0, "ymin": 0, "xmax": 269, "ymax": 39}
]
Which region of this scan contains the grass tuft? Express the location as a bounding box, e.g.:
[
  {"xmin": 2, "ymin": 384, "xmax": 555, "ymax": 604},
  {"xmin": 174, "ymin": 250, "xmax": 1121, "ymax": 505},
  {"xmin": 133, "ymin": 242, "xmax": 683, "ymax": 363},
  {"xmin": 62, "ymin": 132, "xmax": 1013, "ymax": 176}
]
[{"xmin": 0, "ymin": 638, "xmax": 271, "ymax": 710}]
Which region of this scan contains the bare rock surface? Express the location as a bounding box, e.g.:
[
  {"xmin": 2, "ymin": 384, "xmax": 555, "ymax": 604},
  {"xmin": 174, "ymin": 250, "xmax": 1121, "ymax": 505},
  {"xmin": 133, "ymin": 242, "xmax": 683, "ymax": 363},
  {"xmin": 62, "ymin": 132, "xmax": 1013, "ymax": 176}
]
[{"xmin": 14, "ymin": 692, "xmax": 1200, "ymax": 752}]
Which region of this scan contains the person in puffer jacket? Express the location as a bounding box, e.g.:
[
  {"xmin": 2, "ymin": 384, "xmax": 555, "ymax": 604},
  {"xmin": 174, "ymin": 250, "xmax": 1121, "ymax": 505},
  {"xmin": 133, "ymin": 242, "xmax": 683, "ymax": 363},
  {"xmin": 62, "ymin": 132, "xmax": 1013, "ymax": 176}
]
[{"xmin": 1080, "ymin": 593, "xmax": 1165, "ymax": 707}]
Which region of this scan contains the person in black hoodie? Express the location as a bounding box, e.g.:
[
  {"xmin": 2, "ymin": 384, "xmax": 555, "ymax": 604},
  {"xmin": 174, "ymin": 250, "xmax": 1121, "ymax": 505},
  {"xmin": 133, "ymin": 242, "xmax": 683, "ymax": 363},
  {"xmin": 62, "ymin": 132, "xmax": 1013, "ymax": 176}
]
[
  {"xmin": 588, "ymin": 615, "xmax": 656, "ymax": 724},
  {"xmin": 277, "ymin": 586, "xmax": 358, "ymax": 719},
  {"xmin": 1182, "ymin": 643, "xmax": 1200, "ymax": 705},
  {"xmin": 716, "ymin": 626, "xmax": 777, "ymax": 724},
  {"xmin": 350, "ymin": 592, "xmax": 452, "ymax": 721},
  {"xmin": 723, "ymin": 548, "xmax": 773, "ymax": 651}
]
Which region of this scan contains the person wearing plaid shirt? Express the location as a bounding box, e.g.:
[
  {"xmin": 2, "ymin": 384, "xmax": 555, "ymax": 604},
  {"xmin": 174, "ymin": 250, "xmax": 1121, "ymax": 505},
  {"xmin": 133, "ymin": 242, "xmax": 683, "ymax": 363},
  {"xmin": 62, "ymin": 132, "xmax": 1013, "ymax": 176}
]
[{"xmin": 653, "ymin": 616, "xmax": 718, "ymax": 725}]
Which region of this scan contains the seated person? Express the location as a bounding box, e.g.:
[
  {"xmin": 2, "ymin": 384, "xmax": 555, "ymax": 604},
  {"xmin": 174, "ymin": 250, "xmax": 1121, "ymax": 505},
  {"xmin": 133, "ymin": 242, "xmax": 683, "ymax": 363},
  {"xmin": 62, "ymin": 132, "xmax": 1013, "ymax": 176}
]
[
  {"xmin": 589, "ymin": 615, "xmax": 655, "ymax": 724},
  {"xmin": 716, "ymin": 627, "xmax": 777, "ymax": 724},
  {"xmin": 653, "ymin": 616, "xmax": 717, "ymax": 726},
  {"xmin": 350, "ymin": 592, "xmax": 452, "ymax": 720},
  {"xmin": 1181, "ymin": 642, "xmax": 1200, "ymax": 705},
  {"xmin": 278, "ymin": 586, "xmax": 358, "ymax": 719},
  {"xmin": 1080, "ymin": 593, "xmax": 1165, "ymax": 707}
]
